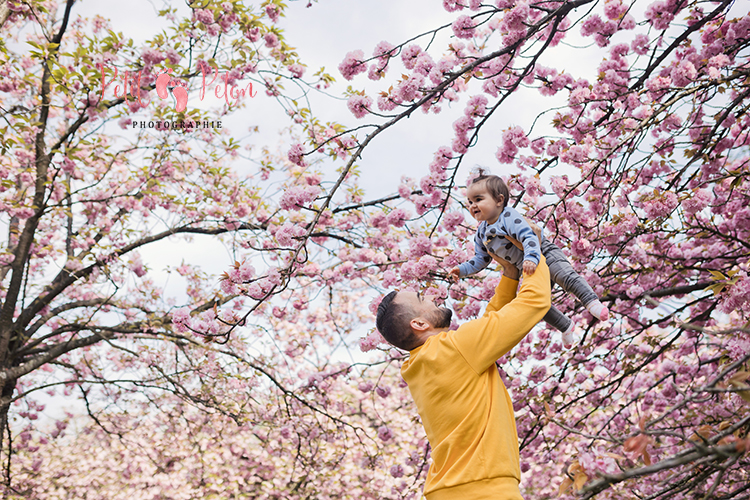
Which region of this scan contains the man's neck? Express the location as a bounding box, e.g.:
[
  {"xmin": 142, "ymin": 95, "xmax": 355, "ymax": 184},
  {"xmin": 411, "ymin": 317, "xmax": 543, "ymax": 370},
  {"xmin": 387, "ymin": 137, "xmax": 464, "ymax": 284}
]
[{"xmin": 414, "ymin": 327, "xmax": 444, "ymax": 348}]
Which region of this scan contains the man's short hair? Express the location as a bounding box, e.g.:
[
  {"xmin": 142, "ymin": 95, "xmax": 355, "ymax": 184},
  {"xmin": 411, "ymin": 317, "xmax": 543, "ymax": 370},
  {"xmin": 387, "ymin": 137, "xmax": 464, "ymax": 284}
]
[{"xmin": 376, "ymin": 291, "xmax": 420, "ymax": 351}]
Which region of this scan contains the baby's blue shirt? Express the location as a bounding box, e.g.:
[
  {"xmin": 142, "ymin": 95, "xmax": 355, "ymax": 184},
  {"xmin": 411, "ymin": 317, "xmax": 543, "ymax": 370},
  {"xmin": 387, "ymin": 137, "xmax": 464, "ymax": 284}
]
[{"xmin": 458, "ymin": 205, "xmax": 541, "ymax": 277}]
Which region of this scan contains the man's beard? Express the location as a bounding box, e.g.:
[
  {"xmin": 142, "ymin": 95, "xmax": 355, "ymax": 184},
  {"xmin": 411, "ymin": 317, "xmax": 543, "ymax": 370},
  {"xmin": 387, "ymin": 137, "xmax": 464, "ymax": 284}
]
[{"xmin": 431, "ymin": 307, "xmax": 453, "ymax": 329}]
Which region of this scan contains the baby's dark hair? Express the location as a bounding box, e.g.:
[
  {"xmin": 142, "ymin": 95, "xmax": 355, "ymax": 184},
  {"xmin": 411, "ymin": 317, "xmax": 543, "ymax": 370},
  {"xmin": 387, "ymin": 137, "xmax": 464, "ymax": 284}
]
[{"xmin": 469, "ymin": 167, "xmax": 510, "ymax": 209}]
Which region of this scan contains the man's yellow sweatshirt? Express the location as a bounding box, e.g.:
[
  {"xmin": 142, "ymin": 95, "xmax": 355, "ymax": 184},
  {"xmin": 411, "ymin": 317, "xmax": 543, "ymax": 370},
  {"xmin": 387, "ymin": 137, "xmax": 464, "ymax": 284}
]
[{"xmin": 401, "ymin": 257, "xmax": 551, "ymax": 500}]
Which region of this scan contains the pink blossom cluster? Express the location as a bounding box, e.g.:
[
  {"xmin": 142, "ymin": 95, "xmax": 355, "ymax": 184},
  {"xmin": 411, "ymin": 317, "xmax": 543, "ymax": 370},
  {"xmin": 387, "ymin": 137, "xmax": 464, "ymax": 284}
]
[
  {"xmin": 226, "ymin": 261, "xmax": 256, "ymax": 285},
  {"xmin": 369, "ymin": 208, "xmax": 413, "ymax": 239},
  {"xmin": 425, "ymin": 147, "xmax": 453, "ymax": 192},
  {"xmin": 193, "ymin": 5, "xmax": 238, "ymax": 36},
  {"xmin": 409, "ymin": 235, "xmax": 433, "ymax": 259},
  {"xmin": 390, "ymin": 464, "xmax": 405, "ymax": 478},
  {"xmin": 670, "ymin": 60, "xmax": 697, "ymax": 88},
  {"xmin": 128, "ymin": 255, "xmax": 147, "ymax": 278},
  {"xmin": 577, "ymin": 447, "xmax": 621, "ymax": 476},
  {"xmin": 443, "ymin": 0, "xmax": 464, "ymax": 12},
  {"xmin": 483, "ymin": 55, "xmax": 519, "ymax": 100},
  {"xmin": 451, "ymin": 15, "xmax": 476, "ymax": 39},
  {"xmin": 640, "ymin": 190, "xmax": 679, "ymax": 219},
  {"xmin": 451, "ymin": 115, "xmax": 475, "ymax": 154},
  {"xmin": 399, "ymin": 255, "xmax": 438, "ymax": 281},
  {"xmin": 7, "ymin": 3, "xmax": 750, "ymax": 498},
  {"xmin": 245, "ymin": 26, "xmax": 261, "ymax": 42},
  {"xmin": 579, "ymin": 12, "xmax": 630, "ymax": 47},
  {"xmin": 411, "ymin": 190, "xmax": 445, "ymax": 216},
  {"xmin": 264, "ymin": 32, "xmax": 280, "ymax": 48},
  {"xmin": 246, "ymin": 268, "xmax": 282, "ymax": 300},
  {"xmin": 368, "ymin": 41, "xmax": 396, "ymax": 80},
  {"xmin": 496, "ymin": 126, "xmax": 530, "ymax": 164},
  {"xmin": 347, "ymin": 94, "xmax": 372, "ymax": 119},
  {"xmin": 644, "ymin": 0, "xmax": 680, "ymax": 30},
  {"xmin": 718, "ymin": 271, "xmax": 750, "ymax": 315},
  {"xmin": 496, "ymin": 2, "xmax": 537, "ymax": 46},
  {"xmin": 681, "ymin": 188, "xmax": 713, "ymax": 214},
  {"xmin": 441, "ymin": 212, "xmax": 464, "ymax": 232},
  {"xmin": 393, "ymin": 73, "xmax": 425, "ymax": 103},
  {"xmin": 288, "ymin": 63, "xmax": 305, "ymax": 79},
  {"xmin": 535, "ymin": 66, "xmax": 574, "ymax": 97},
  {"xmin": 464, "ymin": 95, "xmax": 488, "ymax": 118},
  {"xmin": 707, "ymin": 53, "xmax": 731, "ymax": 79},
  {"xmin": 386, "ymin": 208, "xmax": 410, "ymax": 228},
  {"xmin": 401, "ymin": 44, "xmax": 423, "ymax": 70},
  {"xmin": 377, "ymin": 425, "xmax": 394, "ymax": 442},
  {"xmin": 193, "ymin": 9, "xmax": 214, "ymax": 25},
  {"xmin": 287, "ymin": 143, "xmax": 306, "ymax": 166},
  {"xmin": 274, "ymin": 222, "xmax": 306, "ymax": 247},
  {"xmin": 141, "ymin": 48, "xmax": 165, "ymax": 67},
  {"xmin": 381, "ymin": 269, "xmax": 399, "ymax": 288},
  {"xmin": 264, "ymin": 4, "xmax": 280, "ymax": 23},
  {"xmin": 279, "ymin": 184, "xmax": 321, "ymax": 211},
  {"xmin": 171, "ymin": 307, "xmax": 193, "ymax": 333},
  {"xmin": 339, "ymin": 50, "xmax": 367, "ymax": 80}
]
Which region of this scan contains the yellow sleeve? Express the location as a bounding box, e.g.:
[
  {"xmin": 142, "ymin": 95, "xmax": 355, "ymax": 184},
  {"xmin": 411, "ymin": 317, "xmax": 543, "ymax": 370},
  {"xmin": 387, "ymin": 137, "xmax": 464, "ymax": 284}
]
[
  {"xmin": 484, "ymin": 275, "xmax": 519, "ymax": 315},
  {"xmin": 451, "ymin": 256, "xmax": 552, "ymax": 374}
]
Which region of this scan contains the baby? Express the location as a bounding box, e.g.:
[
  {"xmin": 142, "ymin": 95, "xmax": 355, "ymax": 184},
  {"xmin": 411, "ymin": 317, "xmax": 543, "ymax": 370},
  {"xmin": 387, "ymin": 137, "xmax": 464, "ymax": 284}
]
[{"xmin": 448, "ymin": 169, "xmax": 608, "ymax": 347}]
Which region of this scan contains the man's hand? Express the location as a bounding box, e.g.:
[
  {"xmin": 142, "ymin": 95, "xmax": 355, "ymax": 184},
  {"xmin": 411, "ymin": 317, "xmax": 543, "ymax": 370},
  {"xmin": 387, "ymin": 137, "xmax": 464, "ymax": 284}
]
[
  {"xmin": 447, "ymin": 267, "xmax": 461, "ymax": 282},
  {"xmin": 489, "ymin": 253, "xmax": 520, "ymax": 280},
  {"xmin": 523, "ymin": 260, "xmax": 537, "ymax": 275}
]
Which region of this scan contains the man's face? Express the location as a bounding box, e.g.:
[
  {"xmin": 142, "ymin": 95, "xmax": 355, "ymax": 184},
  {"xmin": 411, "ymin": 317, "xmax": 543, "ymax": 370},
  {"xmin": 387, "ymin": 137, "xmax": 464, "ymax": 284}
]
[{"xmin": 397, "ymin": 291, "xmax": 452, "ymax": 329}]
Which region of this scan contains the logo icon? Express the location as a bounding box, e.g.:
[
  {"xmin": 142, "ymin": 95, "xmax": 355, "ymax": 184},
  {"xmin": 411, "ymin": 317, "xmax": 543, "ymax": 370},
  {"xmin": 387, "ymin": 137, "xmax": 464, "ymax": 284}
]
[{"xmin": 155, "ymin": 68, "xmax": 188, "ymax": 112}]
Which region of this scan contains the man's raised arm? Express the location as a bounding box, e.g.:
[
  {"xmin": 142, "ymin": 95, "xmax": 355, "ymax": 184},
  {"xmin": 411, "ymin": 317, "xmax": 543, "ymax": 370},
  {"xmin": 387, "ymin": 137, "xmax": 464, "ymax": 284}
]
[
  {"xmin": 453, "ymin": 255, "xmax": 551, "ymax": 374},
  {"xmin": 482, "ymin": 253, "xmax": 520, "ymax": 315}
]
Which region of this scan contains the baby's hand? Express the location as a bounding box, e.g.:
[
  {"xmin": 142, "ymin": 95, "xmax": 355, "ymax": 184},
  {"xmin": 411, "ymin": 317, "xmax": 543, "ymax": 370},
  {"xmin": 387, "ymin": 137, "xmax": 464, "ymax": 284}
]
[
  {"xmin": 523, "ymin": 260, "xmax": 537, "ymax": 275},
  {"xmin": 447, "ymin": 267, "xmax": 461, "ymax": 282}
]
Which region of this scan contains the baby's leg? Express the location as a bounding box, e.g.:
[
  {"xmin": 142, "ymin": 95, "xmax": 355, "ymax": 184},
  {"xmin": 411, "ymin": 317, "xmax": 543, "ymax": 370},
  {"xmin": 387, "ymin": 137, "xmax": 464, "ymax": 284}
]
[
  {"xmin": 543, "ymin": 305, "xmax": 576, "ymax": 348},
  {"xmin": 541, "ymin": 238, "xmax": 609, "ymax": 320}
]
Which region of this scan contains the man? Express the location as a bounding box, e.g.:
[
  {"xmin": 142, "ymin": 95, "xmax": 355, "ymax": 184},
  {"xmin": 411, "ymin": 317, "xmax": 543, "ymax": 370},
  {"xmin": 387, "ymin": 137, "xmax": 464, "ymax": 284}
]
[{"xmin": 376, "ymin": 255, "xmax": 551, "ymax": 500}]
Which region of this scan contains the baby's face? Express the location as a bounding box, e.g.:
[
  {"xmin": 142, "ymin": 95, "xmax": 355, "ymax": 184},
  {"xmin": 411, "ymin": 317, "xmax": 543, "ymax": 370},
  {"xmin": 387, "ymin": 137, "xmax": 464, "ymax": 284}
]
[{"xmin": 466, "ymin": 182, "xmax": 504, "ymax": 223}]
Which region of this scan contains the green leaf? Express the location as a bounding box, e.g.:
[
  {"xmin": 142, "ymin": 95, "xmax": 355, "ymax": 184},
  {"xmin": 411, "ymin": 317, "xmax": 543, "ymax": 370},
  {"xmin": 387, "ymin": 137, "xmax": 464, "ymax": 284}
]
[{"xmin": 709, "ymin": 270, "xmax": 726, "ymax": 281}]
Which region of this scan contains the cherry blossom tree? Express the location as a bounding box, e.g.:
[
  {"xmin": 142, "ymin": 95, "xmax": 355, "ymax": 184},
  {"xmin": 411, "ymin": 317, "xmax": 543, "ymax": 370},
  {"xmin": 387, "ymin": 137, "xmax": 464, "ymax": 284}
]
[
  {"xmin": 7, "ymin": 359, "xmax": 431, "ymax": 499},
  {"xmin": 300, "ymin": 0, "xmax": 750, "ymax": 497},
  {"xmin": 2, "ymin": 0, "xmax": 750, "ymax": 498},
  {"xmin": 0, "ymin": 0, "xmax": 375, "ymax": 496}
]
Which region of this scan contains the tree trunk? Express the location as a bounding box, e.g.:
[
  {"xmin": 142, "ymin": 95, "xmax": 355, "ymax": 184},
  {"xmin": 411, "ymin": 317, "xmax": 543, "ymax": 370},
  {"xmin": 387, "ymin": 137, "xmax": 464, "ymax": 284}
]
[{"xmin": 0, "ymin": 379, "xmax": 14, "ymax": 490}]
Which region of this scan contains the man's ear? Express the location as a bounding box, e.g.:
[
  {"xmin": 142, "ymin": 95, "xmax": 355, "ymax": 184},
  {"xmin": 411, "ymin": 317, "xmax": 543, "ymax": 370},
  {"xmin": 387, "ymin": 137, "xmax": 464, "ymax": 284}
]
[{"xmin": 410, "ymin": 317, "xmax": 430, "ymax": 332}]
